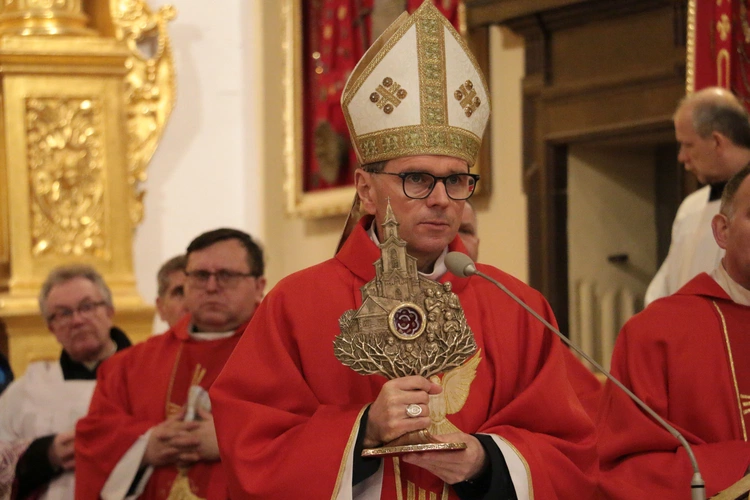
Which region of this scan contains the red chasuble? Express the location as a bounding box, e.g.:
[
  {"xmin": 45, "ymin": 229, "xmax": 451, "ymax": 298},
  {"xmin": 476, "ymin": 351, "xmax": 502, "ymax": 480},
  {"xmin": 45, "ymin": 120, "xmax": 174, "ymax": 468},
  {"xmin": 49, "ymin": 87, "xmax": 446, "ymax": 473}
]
[
  {"xmin": 75, "ymin": 316, "xmax": 246, "ymax": 499},
  {"xmin": 597, "ymin": 273, "xmax": 750, "ymax": 499},
  {"xmin": 210, "ymin": 218, "xmax": 598, "ymax": 499}
]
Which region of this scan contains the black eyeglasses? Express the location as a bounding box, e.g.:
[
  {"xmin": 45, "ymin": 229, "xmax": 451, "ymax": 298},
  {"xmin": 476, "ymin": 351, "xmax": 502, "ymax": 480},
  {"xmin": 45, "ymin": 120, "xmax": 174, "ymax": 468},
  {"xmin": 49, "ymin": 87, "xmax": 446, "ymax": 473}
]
[
  {"xmin": 184, "ymin": 269, "xmax": 257, "ymax": 288},
  {"xmin": 368, "ymin": 171, "xmax": 480, "ymax": 200},
  {"xmin": 47, "ymin": 301, "xmax": 108, "ymax": 328}
]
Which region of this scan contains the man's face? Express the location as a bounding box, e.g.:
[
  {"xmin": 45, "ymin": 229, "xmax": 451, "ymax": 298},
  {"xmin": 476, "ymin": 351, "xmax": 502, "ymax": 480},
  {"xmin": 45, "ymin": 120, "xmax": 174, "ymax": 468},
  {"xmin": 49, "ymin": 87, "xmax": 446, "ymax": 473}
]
[
  {"xmin": 674, "ymin": 106, "xmax": 723, "ymax": 184},
  {"xmin": 714, "ymin": 176, "xmax": 750, "ymax": 288},
  {"xmin": 458, "ymin": 203, "xmax": 479, "ymax": 262},
  {"xmin": 184, "ymin": 239, "xmax": 266, "ymax": 332},
  {"xmin": 357, "ymin": 155, "xmax": 468, "ymax": 270},
  {"xmin": 156, "ymin": 270, "xmax": 188, "ymax": 327},
  {"xmin": 45, "ymin": 277, "xmax": 114, "ymax": 363}
]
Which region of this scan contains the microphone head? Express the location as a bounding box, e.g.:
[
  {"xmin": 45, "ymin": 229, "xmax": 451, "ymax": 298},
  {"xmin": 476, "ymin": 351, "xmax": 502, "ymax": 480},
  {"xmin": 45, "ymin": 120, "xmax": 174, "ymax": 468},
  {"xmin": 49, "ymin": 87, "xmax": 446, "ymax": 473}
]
[{"xmin": 445, "ymin": 252, "xmax": 477, "ymax": 278}]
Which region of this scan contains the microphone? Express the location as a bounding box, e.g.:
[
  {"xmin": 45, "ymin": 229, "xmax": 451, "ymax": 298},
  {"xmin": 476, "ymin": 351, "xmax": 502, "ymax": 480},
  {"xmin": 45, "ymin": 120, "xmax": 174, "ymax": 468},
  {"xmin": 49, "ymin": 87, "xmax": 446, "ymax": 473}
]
[{"xmin": 445, "ymin": 252, "xmax": 706, "ymax": 500}]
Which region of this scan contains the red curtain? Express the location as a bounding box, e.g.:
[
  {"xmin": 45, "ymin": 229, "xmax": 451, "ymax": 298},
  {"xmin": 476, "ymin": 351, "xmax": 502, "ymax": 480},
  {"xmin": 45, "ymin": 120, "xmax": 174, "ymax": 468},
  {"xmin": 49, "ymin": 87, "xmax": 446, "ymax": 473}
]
[
  {"xmin": 303, "ymin": 0, "xmax": 462, "ymax": 192},
  {"xmin": 691, "ymin": 0, "xmax": 750, "ymax": 109}
]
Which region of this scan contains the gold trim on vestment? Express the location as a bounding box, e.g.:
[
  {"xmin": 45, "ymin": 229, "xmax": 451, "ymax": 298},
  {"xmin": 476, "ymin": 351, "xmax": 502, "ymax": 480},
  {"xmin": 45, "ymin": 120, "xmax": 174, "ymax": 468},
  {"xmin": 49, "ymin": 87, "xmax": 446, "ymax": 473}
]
[
  {"xmin": 330, "ymin": 405, "xmax": 370, "ymax": 500},
  {"xmin": 164, "ymin": 342, "xmax": 184, "ymax": 417},
  {"xmin": 713, "ymin": 300, "xmax": 748, "ymax": 441},
  {"xmin": 496, "ymin": 435, "xmax": 534, "ymax": 500},
  {"xmin": 341, "ymin": 2, "xmax": 488, "ymax": 166},
  {"xmin": 392, "ymin": 457, "xmax": 448, "ymax": 500}
]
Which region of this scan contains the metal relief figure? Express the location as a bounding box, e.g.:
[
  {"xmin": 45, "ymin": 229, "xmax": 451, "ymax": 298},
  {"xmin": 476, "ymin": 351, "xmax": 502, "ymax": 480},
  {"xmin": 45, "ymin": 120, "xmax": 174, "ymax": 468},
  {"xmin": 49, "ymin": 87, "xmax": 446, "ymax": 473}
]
[{"xmin": 335, "ymin": 201, "xmax": 478, "ymax": 455}]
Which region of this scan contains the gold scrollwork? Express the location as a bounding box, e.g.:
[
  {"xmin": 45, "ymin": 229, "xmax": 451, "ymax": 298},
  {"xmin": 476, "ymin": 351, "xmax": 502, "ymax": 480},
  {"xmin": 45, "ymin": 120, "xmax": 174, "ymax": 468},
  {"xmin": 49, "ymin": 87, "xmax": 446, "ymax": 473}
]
[
  {"xmin": 109, "ymin": 0, "xmax": 177, "ymax": 226},
  {"xmin": 26, "ymin": 98, "xmax": 106, "ymax": 257}
]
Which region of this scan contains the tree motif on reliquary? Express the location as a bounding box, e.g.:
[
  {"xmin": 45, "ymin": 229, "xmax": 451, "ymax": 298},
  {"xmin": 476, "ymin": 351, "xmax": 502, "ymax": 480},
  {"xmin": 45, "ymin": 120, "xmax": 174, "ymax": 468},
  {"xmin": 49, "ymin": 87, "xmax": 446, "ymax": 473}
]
[{"xmin": 26, "ymin": 98, "xmax": 106, "ymax": 257}]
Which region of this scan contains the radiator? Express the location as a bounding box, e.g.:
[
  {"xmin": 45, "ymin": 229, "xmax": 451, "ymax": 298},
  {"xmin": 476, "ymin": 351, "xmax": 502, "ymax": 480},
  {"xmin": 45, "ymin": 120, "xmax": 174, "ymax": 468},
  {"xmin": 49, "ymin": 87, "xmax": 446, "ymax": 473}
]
[{"xmin": 570, "ymin": 281, "xmax": 642, "ymax": 371}]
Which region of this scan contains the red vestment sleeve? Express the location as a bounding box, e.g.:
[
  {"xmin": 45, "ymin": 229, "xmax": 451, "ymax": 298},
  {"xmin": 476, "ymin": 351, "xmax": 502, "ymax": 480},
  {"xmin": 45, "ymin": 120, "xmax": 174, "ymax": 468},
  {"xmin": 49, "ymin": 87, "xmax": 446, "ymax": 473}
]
[
  {"xmin": 75, "ymin": 352, "xmax": 155, "ymax": 498},
  {"xmin": 597, "ymin": 287, "xmax": 750, "ymax": 499}
]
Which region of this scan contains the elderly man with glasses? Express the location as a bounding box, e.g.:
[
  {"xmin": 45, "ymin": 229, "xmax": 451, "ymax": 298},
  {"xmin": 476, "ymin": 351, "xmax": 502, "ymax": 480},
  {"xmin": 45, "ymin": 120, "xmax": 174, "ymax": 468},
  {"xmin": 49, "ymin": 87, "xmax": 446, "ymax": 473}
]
[
  {"xmin": 210, "ymin": 3, "xmax": 598, "ymax": 499},
  {"xmin": 75, "ymin": 228, "xmax": 265, "ymax": 499},
  {"xmin": 0, "ymin": 264, "xmax": 131, "ymax": 499}
]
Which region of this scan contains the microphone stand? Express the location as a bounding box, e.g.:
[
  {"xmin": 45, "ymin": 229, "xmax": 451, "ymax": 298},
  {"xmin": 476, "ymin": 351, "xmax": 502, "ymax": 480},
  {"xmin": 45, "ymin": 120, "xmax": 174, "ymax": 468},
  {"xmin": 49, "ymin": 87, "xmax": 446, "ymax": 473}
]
[{"xmin": 445, "ymin": 252, "xmax": 706, "ymax": 500}]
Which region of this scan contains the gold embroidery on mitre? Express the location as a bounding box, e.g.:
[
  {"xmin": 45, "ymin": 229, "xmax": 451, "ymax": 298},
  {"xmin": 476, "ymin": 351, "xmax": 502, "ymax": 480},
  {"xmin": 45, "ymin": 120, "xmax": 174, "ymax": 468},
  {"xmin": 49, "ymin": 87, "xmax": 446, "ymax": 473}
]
[
  {"xmin": 370, "ymin": 77, "xmax": 409, "ymax": 114},
  {"xmin": 340, "ymin": 1, "xmax": 490, "ymax": 167},
  {"xmin": 454, "ymin": 80, "xmax": 482, "ymax": 118}
]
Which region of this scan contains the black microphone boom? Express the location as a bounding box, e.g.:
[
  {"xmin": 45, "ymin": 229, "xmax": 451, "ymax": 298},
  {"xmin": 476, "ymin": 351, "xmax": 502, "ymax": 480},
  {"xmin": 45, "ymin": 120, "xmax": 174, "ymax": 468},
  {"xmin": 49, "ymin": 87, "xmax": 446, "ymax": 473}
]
[{"xmin": 444, "ymin": 251, "xmax": 706, "ymax": 500}]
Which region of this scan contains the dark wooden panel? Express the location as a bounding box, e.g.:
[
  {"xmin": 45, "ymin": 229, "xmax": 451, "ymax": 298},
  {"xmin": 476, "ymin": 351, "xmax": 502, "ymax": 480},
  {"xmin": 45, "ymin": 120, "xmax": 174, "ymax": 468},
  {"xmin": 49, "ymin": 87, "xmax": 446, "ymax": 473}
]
[{"xmin": 468, "ymin": 0, "xmax": 688, "ymax": 327}]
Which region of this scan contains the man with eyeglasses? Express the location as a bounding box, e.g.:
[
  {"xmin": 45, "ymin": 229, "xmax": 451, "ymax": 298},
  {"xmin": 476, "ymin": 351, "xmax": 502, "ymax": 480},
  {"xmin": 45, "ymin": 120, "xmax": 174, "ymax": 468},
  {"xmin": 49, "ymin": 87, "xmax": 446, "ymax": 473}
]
[
  {"xmin": 0, "ymin": 264, "xmax": 131, "ymax": 499},
  {"xmin": 211, "ymin": 3, "xmax": 597, "ymax": 499},
  {"xmin": 75, "ymin": 228, "xmax": 265, "ymax": 499}
]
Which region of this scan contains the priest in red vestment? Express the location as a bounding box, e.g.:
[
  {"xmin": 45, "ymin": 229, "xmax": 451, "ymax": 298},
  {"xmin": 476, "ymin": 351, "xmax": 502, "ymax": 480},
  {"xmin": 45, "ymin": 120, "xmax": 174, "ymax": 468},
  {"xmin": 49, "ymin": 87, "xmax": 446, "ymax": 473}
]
[
  {"xmin": 597, "ymin": 164, "xmax": 750, "ymax": 499},
  {"xmin": 75, "ymin": 229, "xmax": 266, "ymax": 499},
  {"xmin": 210, "ymin": 3, "xmax": 599, "ymax": 499}
]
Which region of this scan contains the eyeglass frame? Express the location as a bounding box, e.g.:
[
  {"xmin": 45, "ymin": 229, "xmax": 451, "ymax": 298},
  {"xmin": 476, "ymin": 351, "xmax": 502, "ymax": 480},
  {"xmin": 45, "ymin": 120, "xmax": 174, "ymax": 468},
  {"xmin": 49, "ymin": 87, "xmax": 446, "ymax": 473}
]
[
  {"xmin": 365, "ymin": 170, "xmax": 480, "ymax": 200},
  {"xmin": 47, "ymin": 300, "xmax": 109, "ymax": 328},
  {"xmin": 184, "ymin": 269, "xmax": 260, "ymax": 289}
]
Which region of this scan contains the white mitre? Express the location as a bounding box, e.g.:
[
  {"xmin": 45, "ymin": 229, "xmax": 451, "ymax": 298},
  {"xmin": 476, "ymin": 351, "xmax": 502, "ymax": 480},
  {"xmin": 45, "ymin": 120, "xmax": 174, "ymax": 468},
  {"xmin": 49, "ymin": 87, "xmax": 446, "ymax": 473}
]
[{"xmin": 341, "ymin": 0, "xmax": 490, "ymax": 167}]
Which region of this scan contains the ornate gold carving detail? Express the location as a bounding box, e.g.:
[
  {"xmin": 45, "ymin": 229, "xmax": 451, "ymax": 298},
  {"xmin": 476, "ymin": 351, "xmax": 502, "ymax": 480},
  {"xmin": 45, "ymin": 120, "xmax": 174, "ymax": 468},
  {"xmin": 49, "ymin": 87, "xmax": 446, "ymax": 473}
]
[
  {"xmin": 26, "ymin": 98, "xmax": 106, "ymax": 257},
  {"xmin": 335, "ymin": 203, "xmax": 477, "ymax": 379},
  {"xmin": 110, "ymin": 0, "xmax": 177, "ymax": 226},
  {"xmin": 454, "ymin": 80, "xmax": 480, "ymax": 118},
  {"xmin": 0, "ymin": 0, "xmax": 93, "ymax": 36},
  {"xmin": 370, "ymin": 77, "xmax": 408, "ymax": 115}
]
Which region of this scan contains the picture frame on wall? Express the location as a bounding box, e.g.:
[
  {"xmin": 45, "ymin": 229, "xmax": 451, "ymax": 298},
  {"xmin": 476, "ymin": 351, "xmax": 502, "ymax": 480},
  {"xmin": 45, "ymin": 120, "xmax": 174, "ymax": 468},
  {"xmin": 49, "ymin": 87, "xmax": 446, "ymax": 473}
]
[{"xmin": 283, "ymin": 0, "xmax": 491, "ymax": 218}]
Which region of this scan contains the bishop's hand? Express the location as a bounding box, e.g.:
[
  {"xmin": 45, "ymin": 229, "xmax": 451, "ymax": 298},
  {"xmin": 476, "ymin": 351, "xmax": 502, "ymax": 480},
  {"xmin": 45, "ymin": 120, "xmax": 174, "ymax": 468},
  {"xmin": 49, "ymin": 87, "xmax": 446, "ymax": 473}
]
[
  {"xmin": 364, "ymin": 376, "xmax": 442, "ymax": 448},
  {"xmin": 401, "ymin": 432, "xmax": 488, "ymax": 484}
]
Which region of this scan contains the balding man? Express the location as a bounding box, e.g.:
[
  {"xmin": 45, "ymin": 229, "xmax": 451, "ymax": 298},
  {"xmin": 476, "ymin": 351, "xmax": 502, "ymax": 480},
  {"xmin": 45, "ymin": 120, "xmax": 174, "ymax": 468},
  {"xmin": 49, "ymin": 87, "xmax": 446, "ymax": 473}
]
[
  {"xmin": 646, "ymin": 87, "xmax": 750, "ymax": 304},
  {"xmin": 598, "ymin": 163, "xmax": 750, "ymax": 498}
]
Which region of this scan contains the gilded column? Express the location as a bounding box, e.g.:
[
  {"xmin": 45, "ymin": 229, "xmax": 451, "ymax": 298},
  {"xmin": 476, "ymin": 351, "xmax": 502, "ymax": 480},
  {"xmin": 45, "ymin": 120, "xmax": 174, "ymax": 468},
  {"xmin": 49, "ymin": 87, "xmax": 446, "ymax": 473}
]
[
  {"xmin": 0, "ymin": 0, "xmax": 95, "ymax": 36},
  {"xmin": 0, "ymin": 0, "xmax": 176, "ymax": 374}
]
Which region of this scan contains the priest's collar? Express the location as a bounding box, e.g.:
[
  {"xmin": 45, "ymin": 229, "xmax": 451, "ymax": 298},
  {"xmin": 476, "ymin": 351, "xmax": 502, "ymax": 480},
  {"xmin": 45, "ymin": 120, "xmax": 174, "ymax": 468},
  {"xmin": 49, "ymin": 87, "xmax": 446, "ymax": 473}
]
[
  {"xmin": 366, "ymin": 221, "xmax": 448, "ymax": 280},
  {"xmin": 188, "ymin": 326, "xmax": 236, "ymax": 341},
  {"xmin": 711, "ymin": 262, "xmax": 750, "ymax": 306}
]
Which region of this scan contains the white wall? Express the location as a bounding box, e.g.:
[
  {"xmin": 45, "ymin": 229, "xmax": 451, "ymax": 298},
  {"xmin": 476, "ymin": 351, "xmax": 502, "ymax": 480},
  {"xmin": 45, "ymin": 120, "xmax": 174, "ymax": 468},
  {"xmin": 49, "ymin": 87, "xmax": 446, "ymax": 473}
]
[
  {"xmin": 132, "ymin": 3, "xmax": 530, "ymax": 316},
  {"xmin": 133, "ymin": 0, "xmax": 264, "ymax": 309}
]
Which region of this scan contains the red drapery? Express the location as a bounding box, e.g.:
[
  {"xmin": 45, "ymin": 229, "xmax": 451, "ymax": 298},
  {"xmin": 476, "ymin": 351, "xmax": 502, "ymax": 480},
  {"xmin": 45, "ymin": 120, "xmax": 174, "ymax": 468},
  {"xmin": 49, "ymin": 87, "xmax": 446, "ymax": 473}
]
[
  {"xmin": 302, "ymin": 0, "xmax": 462, "ymax": 192},
  {"xmin": 690, "ymin": 0, "xmax": 750, "ymax": 109}
]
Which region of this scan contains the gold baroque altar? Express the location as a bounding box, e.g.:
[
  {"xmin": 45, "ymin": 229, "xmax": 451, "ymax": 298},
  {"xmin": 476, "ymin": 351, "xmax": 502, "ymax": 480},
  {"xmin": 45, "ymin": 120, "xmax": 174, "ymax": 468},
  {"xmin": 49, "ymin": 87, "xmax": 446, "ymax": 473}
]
[{"xmin": 0, "ymin": 0, "xmax": 176, "ymax": 374}]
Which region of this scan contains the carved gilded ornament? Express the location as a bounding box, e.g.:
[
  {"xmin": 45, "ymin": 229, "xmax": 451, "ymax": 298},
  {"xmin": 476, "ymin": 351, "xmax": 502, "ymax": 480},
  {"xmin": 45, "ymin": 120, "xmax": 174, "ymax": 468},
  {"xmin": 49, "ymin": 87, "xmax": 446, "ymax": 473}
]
[
  {"xmin": 110, "ymin": 0, "xmax": 176, "ymax": 226},
  {"xmin": 26, "ymin": 98, "xmax": 106, "ymax": 257}
]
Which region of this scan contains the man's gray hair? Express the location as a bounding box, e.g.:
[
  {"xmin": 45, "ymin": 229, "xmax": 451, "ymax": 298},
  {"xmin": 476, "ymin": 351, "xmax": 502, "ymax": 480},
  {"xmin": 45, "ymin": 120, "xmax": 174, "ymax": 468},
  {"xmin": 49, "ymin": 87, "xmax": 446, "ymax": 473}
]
[
  {"xmin": 38, "ymin": 264, "xmax": 113, "ymax": 318},
  {"xmin": 685, "ymin": 93, "xmax": 750, "ymax": 148},
  {"xmin": 720, "ymin": 162, "xmax": 750, "ymax": 218}
]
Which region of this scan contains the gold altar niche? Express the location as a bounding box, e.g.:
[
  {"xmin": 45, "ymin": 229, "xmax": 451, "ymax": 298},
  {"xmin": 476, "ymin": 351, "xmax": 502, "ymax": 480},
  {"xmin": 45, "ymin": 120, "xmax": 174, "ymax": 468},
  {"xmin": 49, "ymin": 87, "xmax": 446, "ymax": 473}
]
[{"xmin": 0, "ymin": 0, "xmax": 176, "ymax": 374}]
